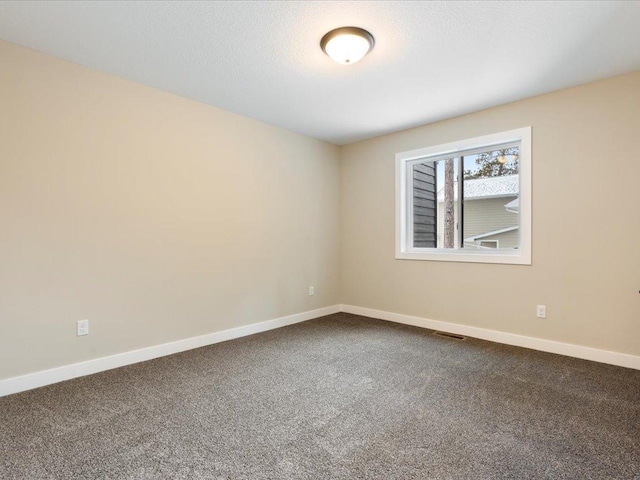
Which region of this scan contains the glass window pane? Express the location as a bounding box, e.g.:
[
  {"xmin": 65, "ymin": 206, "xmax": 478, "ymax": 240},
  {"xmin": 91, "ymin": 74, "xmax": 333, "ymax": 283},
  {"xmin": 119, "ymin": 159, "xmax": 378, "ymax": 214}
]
[
  {"xmin": 462, "ymin": 147, "xmax": 520, "ymax": 250},
  {"xmin": 412, "ymin": 161, "xmax": 437, "ymax": 248},
  {"xmin": 436, "ymin": 158, "xmax": 459, "ymax": 248},
  {"xmin": 412, "ymin": 158, "xmax": 459, "ymax": 249}
]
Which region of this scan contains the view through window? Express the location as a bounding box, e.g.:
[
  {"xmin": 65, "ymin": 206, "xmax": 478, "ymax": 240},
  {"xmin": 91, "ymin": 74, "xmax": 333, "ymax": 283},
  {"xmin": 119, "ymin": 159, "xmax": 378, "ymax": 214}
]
[{"xmin": 411, "ymin": 145, "xmax": 520, "ymax": 251}]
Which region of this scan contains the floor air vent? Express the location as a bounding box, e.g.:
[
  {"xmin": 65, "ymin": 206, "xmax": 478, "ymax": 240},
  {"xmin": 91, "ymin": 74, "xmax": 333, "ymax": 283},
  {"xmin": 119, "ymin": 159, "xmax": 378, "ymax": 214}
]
[{"xmin": 433, "ymin": 331, "xmax": 466, "ymax": 340}]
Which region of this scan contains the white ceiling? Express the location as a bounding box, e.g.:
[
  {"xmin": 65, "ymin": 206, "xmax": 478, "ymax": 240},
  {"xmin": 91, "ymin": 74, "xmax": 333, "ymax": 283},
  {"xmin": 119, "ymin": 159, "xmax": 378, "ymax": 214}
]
[{"xmin": 1, "ymin": 1, "xmax": 639, "ymax": 145}]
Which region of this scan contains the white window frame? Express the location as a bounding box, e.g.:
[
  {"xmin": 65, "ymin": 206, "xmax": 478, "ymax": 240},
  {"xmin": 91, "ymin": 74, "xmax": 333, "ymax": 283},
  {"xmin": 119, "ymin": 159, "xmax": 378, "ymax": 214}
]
[{"xmin": 395, "ymin": 127, "xmax": 531, "ymax": 265}]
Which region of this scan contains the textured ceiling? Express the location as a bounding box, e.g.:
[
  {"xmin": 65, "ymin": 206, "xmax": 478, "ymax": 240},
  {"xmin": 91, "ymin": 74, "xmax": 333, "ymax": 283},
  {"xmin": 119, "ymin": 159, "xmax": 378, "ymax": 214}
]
[{"xmin": 1, "ymin": 1, "xmax": 639, "ymax": 145}]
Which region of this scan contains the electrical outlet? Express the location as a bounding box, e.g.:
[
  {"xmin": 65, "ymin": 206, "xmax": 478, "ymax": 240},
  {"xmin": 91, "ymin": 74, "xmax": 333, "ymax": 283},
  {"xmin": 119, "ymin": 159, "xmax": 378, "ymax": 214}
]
[
  {"xmin": 536, "ymin": 305, "xmax": 546, "ymax": 319},
  {"xmin": 309, "ymin": 286, "xmax": 315, "ymax": 296},
  {"xmin": 77, "ymin": 319, "xmax": 89, "ymax": 336}
]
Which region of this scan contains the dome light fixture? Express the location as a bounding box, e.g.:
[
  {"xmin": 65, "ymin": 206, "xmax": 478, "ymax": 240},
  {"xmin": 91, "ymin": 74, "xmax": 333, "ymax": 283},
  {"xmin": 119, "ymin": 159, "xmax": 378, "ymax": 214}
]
[{"xmin": 320, "ymin": 27, "xmax": 375, "ymax": 65}]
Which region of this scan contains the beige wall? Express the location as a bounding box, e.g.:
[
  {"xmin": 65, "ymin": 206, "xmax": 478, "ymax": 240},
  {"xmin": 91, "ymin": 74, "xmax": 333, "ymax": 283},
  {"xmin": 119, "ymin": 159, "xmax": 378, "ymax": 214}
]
[
  {"xmin": 2, "ymin": 39, "xmax": 639, "ymax": 383},
  {"xmin": 0, "ymin": 41, "xmax": 341, "ymax": 380},
  {"xmin": 341, "ymin": 72, "xmax": 640, "ymax": 357}
]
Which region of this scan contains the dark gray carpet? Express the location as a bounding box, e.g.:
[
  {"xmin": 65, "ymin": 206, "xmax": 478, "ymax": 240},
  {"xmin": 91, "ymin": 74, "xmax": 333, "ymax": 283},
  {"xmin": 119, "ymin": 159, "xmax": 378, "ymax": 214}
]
[{"xmin": 1, "ymin": 313, "xmax": 639, "ymax": 479}]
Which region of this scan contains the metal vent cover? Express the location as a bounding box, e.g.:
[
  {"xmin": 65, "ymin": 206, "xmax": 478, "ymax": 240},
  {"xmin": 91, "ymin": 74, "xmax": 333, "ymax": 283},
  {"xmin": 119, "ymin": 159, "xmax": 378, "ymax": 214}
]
[{"xmin": 433, "ymin": 331, "xmax": 466, "ymax": 341}]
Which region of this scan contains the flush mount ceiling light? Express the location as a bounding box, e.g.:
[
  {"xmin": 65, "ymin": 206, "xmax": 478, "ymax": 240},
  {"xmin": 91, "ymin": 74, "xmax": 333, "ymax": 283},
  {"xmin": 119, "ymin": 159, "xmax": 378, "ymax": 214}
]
[{"xmin": 320, "ymin": 27, "xmax": 375, "ymax": 65}]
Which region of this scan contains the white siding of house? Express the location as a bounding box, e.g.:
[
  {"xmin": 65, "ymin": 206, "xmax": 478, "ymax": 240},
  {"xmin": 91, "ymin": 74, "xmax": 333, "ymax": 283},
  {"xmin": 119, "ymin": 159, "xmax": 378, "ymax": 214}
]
[
  {"xmin": 468, "ymin": 228, "xmax": 520, "ymax": 250},
  {"xmin": 437, "ymin": 196, "xmax": 518, "ymax": 249}
]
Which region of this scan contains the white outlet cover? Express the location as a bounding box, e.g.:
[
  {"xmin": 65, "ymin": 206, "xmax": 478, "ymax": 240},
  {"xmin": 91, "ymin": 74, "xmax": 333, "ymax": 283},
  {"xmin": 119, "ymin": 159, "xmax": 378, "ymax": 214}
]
[{"xmin": 77, "ymin": 319, "xmax": 89, "ymax": 336}]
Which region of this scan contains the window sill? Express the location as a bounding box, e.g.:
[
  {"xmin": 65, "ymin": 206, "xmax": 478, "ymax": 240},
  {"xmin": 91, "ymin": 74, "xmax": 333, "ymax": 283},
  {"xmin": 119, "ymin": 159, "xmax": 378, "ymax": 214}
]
[{"xmin": 396, "ymin": 249, "xmax": 531, "ymax": 265}]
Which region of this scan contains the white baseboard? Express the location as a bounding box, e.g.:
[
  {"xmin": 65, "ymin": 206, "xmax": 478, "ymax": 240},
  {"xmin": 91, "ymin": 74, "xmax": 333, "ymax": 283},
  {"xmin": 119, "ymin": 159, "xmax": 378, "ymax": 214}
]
[
  {"xmin": 341, "ymin": 304, "xmax": 640, "ymax": 371},
  {"xmin": 0, "ymin": 305, "xmax": 341, "ymax": 398},
  {"xmin": 3, "ymin": 303, "xmax": 637, "ymax": 397}
]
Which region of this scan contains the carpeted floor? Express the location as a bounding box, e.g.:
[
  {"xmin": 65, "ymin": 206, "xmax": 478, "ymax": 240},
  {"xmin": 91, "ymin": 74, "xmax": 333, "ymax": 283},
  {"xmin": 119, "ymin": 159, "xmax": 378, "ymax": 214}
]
[{"xmin": 1, "ymin": 313, "xmax": 639, "ymax": 479}]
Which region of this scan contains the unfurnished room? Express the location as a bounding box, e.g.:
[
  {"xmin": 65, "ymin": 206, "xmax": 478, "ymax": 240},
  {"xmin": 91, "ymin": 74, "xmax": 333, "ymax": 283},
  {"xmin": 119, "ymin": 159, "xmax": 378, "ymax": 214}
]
[{"xmin": 1, "ymin": 1, "xmax": 639, "ymax": 479}]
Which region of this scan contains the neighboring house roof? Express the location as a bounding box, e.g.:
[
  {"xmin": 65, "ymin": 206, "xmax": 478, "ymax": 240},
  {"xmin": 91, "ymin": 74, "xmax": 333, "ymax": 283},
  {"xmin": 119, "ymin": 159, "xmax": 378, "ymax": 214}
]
[
  {"xmin": 437, "ymin": 174, "xmax": 519, "ymax": 202},
  {"xmin": 464, "ymin": 225, "xmax": 519, "ymax": 242}
]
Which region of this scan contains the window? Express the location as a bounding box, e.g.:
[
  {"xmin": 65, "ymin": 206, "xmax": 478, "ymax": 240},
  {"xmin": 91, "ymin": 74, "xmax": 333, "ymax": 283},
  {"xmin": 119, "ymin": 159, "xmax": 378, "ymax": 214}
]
[{"xmin": 396, "ymin": 127, "xmax": 531, "ymax": 264}]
